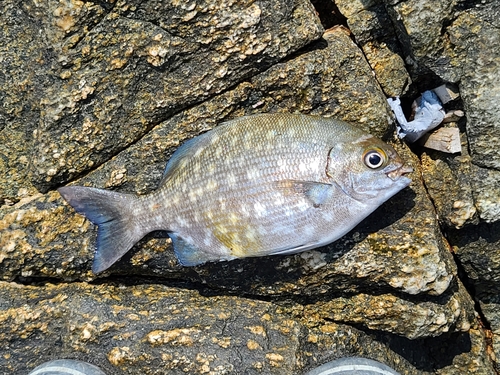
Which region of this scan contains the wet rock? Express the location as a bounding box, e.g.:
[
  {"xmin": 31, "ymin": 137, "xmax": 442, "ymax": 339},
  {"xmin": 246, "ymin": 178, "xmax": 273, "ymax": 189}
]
[
  {"xmin": 0, "ymin": 281, "xmax": 494, "ymax": 375},
  {"xmin": 0, "ymin": 29, "xmax": 474, "ymax": 342},
  {"xmin": 28, "ymin": 0, "xmax": 324, "ymax": 192}
]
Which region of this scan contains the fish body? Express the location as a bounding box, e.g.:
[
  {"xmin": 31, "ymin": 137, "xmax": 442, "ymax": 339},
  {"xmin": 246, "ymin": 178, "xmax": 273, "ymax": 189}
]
[{"xmin": 58, "ymin": 113, "xmax": 412, "ymax": 273}]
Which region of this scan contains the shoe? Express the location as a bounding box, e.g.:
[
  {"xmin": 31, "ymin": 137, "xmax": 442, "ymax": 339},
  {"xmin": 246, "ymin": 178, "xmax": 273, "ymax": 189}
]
[
  {"xmin": 305, "ymin": 357, "xmax": 401, "ymax": 375},
  {"xmin": 28, "ymin": 359, "xmax": 107, "ymax": 375}
]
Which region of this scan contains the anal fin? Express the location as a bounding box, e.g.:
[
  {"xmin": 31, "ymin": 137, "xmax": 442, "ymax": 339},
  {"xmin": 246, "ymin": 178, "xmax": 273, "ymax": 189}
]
[{"xmin": 169, "ymin": 233, "xmax": 226, "ymax": 266}]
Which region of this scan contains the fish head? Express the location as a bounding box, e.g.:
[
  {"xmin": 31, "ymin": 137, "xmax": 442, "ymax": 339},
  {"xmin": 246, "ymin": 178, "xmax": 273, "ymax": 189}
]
[{"xmin": 326, "ymin": 134, "xmax": 412, "ymax": 206}]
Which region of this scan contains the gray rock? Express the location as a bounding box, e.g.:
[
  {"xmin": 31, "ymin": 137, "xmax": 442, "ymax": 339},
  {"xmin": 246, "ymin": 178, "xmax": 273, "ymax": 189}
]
[
  {"xmin": 1, "ymin": 0, "xmax": 499, "ymax": 373},
  {"xmin": 445, "ymin": 4, "xmax": 500, "ymax": 182},
  {"xmin": 335, "ymin": 0, "xmax": 412, "ymax": 97},
  {"xmin": 385, "ymin": 1, "xmax": 500, "ymax": 222},
  {"xmin": 480, "ymin": 299, "xmax": 500, "ymax": 363},
  {"xmin": 420, "ymin": 149, "xmax": 478, "ymax": 229},
  {"xmin": 0, "ymin": 2, "xmax": 52, "ymax": 202},
  {"xmin": 388, "ymin": 0, "xmax": 458, "ymax": 80},
  {"xmin": 0, "ymin": 281, "xmax": 494, "ymax": 375},
  {"xmin": 448, "ymin": 222, "xmax": 500, "ymax": 363},
  {"xmin": 469, "ymin": 165, "xmax": 500, "ymax": 223},
  {"xmin": 325, "ymin": 1, "xmax": 500, "ymax": 370},
  {"xmin": 29, "ymin": 0, "xmax": 324, "ymax": 192},
  {"xmin": 0, "ymin": 29, "xmax": 473, "ymax": 341}
]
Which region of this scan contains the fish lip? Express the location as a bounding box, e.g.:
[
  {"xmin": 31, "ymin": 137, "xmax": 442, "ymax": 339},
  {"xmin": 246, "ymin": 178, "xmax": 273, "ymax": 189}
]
[{"xmin": 385, "ymin": 164, "xmax": 413, "ymax": 181}]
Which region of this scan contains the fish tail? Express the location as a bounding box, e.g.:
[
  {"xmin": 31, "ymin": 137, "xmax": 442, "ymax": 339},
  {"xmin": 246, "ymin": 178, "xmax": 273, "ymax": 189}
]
[{"xmin": 58, "ymin": 186, "xmax": 145, "ymax": 274}]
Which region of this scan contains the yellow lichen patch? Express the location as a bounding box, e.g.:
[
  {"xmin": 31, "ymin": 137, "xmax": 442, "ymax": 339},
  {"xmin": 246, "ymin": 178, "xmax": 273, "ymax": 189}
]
[
  {"xmin": 111, "ymin": 305, "xmax": 128, "ymax": 316},
  {"xmin": 276, "ymin": 319, "xmax": 298, "ymax": 335},
  {"xmin": 0, "ymin": 304, "xmax": 50, "ymax": 339},
  {"xmin": 266, "ymin": 353, "xmax": 284, "ymax": 367},
  {"xmin": 195, "ymin": 352, "xmax": 217, "ymax": 374},
  {"xmin": 307, "ymin": 334, "xmax": 318, "ymax": 343},
  {"xmin": 217, "ymin": 311, "xmax": 231, "ymax": 320},
  {"xmin": 247, "ymin": 339, "xmax": 262, "ymax": 350},
  {"xmin": 145, "ymin": 328, "xmax": 201, "ymax": 347},
  {"xmin": 0, "ymin": 191, "xmax": 92, "ymax": 271},
  {"xmin": 53, "ymin": 1, "xmax": 83, "ymax": 33},
  {"xmin": 245, "ymin": 325, "xmax": 266, "ymax": 336},
  {"xmin": 126, "ymin": 313, "xmax": 141, "ymax": 321},
  {"xmin": 109, "ymin": 58, "xmax": 128, "ymax": 70},
  {"xmin": 98, "ymin": 322, "xmax": 117, "ymax": 333},
  {"xmin": 80, "ymin": 322, "xmax": 97, "ymax": 341},
  {"xmin": 212, "ymin": 336, "xmax": 231, "ymax": 348},
  {"xmin": 319, "ymin": 323, "xmax": 339, "ymax": 333},
  {"xmin": 261, "ymin": 313, "xmax": 271, "ymax": 321},
  {"xmin": 107, "ymin": 346, "xmax": 132, "ymax": 366}
]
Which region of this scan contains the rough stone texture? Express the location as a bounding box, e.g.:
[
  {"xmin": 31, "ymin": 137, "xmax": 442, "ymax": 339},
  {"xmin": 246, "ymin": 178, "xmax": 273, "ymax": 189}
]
[
  {"xmin": 335, "ymin": 0, "xmax": 412, "ymax": 97},
  {"xmin": 444, "ymin": 5, "xmax": 500, "ymax": 223},
  {"xmin": 0, "ymin": 281, "xmax": 494, "ymax": 375},
  {"xmin": 448, "ymin": 222, "xmax": 500, "ymax": 363},
  {"xmin": 0, "ymin": 30, "xmax": 474, "ymax": 343},
  {"xmin": 379, "ymin": 1, "xmax": 500, "ymax": 370},
  {"xmin": 420, "ymin": 144, "xmax": 478, "ymax": 230},
  {"xmin": 1, "ymin": 0, "xmax": 500, "ymax": 373},
  {"xmin": 388, "ymin": 0, "xmax": 458, "ymax": 80},
  {"xmin": 447, "ymin": 7, "xmax": 500, "ymax": 172},
  {"xmin": 29, "ymin": 0, "xmax": 323, "ymax": 193},
  {"xmin": 0, "ymin": 1, "xmax": 52, "ymax": 203},
  {"xmin": 387, "ymin": 0, "xmax": 500, "ymax": 223},
  {"xmin": 304, "ymin": 281, "xmax": 473, "ymax": 340}
]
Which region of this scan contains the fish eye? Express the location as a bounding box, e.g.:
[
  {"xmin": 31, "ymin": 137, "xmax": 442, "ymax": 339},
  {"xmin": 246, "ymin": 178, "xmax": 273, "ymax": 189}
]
[{"xmin": 363, "ymin": 149, "xmax": 386, "ymax": 169}]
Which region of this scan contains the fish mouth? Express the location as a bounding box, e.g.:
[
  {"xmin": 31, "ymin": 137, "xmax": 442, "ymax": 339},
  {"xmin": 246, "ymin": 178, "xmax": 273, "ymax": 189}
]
[{"xmin": 386, "ymin": 164, "xmax": 413, "ymax": 181}]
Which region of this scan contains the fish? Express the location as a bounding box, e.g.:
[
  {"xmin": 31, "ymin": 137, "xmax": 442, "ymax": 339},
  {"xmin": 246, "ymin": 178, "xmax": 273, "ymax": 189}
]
[{"xmin": 58, "ymin": 113, "xmax": 412, "ymax": 273}]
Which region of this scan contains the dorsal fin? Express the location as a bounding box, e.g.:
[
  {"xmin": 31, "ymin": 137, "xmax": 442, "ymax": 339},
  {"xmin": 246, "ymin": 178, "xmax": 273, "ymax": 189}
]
[{"xmin": 161, "ymin": 130, "xmax": 215, "ymax": 183}]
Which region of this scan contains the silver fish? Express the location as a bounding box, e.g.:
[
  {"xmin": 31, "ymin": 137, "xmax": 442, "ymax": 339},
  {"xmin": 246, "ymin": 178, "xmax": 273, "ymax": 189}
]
[{"xmin": 58, "ymin": 113, "xmax": 412, "ymax": 273}]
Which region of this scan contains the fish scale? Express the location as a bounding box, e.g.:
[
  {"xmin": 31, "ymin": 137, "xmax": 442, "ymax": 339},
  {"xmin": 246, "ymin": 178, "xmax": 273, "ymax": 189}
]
[{"xmin": 58, "ymin": 113, "xmax": 412, "ymax": 273}]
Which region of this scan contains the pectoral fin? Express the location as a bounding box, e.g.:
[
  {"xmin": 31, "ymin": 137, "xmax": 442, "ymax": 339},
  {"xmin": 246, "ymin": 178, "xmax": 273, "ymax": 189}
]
[{"xmin": 274, "ymin": 180, "xmax": 336, "ymax": 208}]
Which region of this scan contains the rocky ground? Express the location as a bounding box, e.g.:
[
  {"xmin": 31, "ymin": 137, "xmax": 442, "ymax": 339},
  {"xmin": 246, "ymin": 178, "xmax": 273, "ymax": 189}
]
[{"xmin": 1, "ymin": 0, "xmax": 499, "ymax": 374}]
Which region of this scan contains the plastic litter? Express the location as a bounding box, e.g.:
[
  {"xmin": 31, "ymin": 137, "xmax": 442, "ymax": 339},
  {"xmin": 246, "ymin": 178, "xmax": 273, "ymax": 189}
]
[{"xmin": 388, "ymin": 90, "xmax": 445, "ymax": 143}]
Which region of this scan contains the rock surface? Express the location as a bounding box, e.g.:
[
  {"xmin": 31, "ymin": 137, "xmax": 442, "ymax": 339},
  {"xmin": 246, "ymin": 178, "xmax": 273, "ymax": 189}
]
[
  {"xmin": 383, "ymin": 1, "xmax": 500, "ymax": 372},
  {"xmin": 1, "ymin": 0, "xmax": 500, "ymax": 374},
  {"xmin": 335, "ymin": 0, "xmax": 412, "ymax": 97},
  {"xmin": 0, "ymin": 281, "xmax": 494, "ymax": 375},
  {"xmin": 29, "ymin": 0, "xmax": 323, "ymax": 193},
  {"xmin": 0, "ymin": 29, "xmax": 472, "ymax": 342}
]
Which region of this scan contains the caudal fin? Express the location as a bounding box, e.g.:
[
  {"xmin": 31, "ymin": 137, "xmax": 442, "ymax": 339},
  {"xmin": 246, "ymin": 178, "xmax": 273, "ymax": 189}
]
[{"xmin": 58, "ymin": 186, "xmax": 145, "ymax": 273}]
